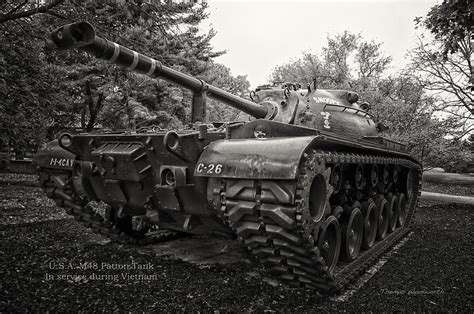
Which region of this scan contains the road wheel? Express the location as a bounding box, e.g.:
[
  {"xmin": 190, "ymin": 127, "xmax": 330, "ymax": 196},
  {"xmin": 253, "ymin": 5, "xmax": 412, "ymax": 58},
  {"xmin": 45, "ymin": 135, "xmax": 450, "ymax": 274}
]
[
  {"xmin": 386, "ymin": 193, "xmax": 398, "ymax": 233},
  {"xmin": 375, "ymin": 196, "xmax": 389, "ymax": 240},
  {"xmin": 361, "ymin": 199, "xmax": 377, "ymax": 249},
  {"xmin": 318, "ymin": 215, "xmax": 341, "ymax": 272},
  {"xmin": 396, "ymin": 192, "xmax": 408, "ymax": 227},
  {"xmin": 340, "ymin": 207, "xmax": 363, "ymax": 261}
]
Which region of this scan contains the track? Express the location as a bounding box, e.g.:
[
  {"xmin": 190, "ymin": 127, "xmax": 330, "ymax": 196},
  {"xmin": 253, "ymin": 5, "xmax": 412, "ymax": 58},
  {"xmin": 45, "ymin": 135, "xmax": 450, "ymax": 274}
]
[
  {"xmin": 215, "ymin": 150, "xmax": 421, "ymax": 293},
  {"xmin": 37, "ymin": 170, "xmax": 180, "ymax": 245}
]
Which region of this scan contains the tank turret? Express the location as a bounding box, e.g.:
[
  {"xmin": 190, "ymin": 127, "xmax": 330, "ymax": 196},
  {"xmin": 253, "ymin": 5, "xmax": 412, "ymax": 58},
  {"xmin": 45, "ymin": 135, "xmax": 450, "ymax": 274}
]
[{"xmin": 51, "ymin": 22, "xmax": 379, "ymax": 138}]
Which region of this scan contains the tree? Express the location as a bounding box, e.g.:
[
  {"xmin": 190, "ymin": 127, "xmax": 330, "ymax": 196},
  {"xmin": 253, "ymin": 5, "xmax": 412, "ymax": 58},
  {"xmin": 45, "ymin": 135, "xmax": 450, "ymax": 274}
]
[
  {"xmin": 399, "ymin": 0, "xmax": 474, "ymax": 171},
  {"xmin": 408, "ymin": 40, "xmax": 473, "ymax": 120},
  {"xmin": 43, "ymin": 0, "xmax": 225, "ymax": 130},
  {"xmin": 269, "ymin": 31, "xmax": 471, "ymax": 171},
  {"xmin": 270, "ymin": 53, "xmax": 329, "ymax": 87},
  {"xmin": 1, "ymin": 0, "xmax": 249, "ymax": 152},
  {"xmin": 270, "ymin": 32, "xmax": 391, "ymax": 90},
  {"xmin": 0, "ymin": 0, "xmax": 65, "ymax": 24},
  {"xmin": 200, "ymin": 62, "xmax": 250, "ymax": 122},
  {"xmin": 411, "ymin": 0, "xmax": 473, "ymax": 123},
  {"xmin": 322, "ymin": 31, "xmax": 360, "ymax": 86},
  {"xmin": 355, "ymin": 41, "xmax": 392, "ymax": 88},
  {"xmin": 420, "ymin": 0, "xmax": 473, "ymax": 57},
  {"xmin": 0, "ymin": 4, "xmax": 74, "ymax": 150},
  {"xmin": 367, "ymin": 76, "xmax": 468, "ymax": 169}
]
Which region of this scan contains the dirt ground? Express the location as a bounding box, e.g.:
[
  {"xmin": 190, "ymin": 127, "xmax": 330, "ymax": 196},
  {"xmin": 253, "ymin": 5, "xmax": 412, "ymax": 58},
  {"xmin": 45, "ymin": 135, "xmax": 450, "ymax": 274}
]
[{"xmin": 0, "ymin": 176, "xmax": 472, "ymax": 311}]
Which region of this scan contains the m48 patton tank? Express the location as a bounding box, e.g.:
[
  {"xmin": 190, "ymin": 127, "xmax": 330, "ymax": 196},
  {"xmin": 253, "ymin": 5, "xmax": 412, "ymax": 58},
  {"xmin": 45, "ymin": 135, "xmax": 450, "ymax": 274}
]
[{"xmin": 35, "ymin": 22, "xmax": 421, "ymax": 293}]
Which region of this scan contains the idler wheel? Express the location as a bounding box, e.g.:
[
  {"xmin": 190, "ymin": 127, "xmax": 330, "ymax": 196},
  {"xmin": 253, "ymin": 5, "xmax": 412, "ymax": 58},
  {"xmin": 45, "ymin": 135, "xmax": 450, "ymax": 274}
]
[
  {"xmin": 375, "ymin": 196, "xmax": 389, "ymax": 240},
  {"xmin": 386, "ymin": 193, "xmax": 398, "ymax": 233},
  {"xmin": 396, "ymin": 192, "xmax": 408, "ymax": 227},
  {"xmin": 340, "ymin": 206, "xmax": 363, "ymax": 261},
  {"xmin": 360, "ymin": 199, "xmax": 377, "ymax": 249},
  {"xmin": 308, "ymin": 173, "xmax": 329, "ymax": 223},
  {"xmin": 318, "ymin": 216, "xmax": 341, "ymax": 272}
]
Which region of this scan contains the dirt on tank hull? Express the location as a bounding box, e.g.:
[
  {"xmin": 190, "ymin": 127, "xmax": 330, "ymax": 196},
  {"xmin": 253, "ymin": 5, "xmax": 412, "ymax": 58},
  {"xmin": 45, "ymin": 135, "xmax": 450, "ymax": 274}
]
[{"xmin": 35, "ymin": 22, "xmax": 421, "ymax": 293}]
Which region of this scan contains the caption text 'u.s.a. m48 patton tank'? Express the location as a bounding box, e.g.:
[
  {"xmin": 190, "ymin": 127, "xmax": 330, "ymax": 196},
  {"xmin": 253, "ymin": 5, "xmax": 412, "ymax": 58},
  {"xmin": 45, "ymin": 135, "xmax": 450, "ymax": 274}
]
[{"xmin": 34, "ymin": 22, "xmax": 421, "ymax": 293}]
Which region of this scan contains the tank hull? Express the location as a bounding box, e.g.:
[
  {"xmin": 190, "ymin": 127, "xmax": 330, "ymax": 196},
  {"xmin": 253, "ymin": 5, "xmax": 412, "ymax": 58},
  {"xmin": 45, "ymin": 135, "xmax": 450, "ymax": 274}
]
[{"xmin": 36, "ymin": 122, "xmax": 421, "ymax": 292}]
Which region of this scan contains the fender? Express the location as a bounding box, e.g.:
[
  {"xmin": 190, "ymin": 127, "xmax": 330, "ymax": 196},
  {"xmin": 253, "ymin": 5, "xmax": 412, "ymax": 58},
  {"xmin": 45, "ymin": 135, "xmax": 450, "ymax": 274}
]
[
  {"xmin": 33, "ymin": 140, "xmax": 76, "ymax": 171},
  {"xmin": 194, "ymin": 136, "xmax": 320, "ymax": 179}
]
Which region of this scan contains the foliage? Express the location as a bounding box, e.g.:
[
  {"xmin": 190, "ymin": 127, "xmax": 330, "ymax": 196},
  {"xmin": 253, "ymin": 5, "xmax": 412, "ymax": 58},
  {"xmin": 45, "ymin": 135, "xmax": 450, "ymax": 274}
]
[
  {"xmin": 355, "ymin": 41, "xmax": 392, "ymax": 87},
  {"xmin": 371, "ymin": 77, "xmax": 471, "ymax": 170},
  {"xmin": 416, "ymin": 0, "xmax": 473, "ymax": 56},
  {"xmin": 200, "ymin": 62, "xmax": 250, "ymax": 122},
  {"xmin": 45, "ymin": 0, "xmax": 226, "ymax": 130},
  {"xmin": 270, "ymin": 32, "xmax": 391, "ymax": 89},
  {"xmin": 271, "ymin": 53, "xmax": 328, "ymax": 87},
  {"xmin": 407, "ymin": 0, "xmax": 473, "ymax": 172},
  {"xmin": 270, "ymin": 32, "xmax": 471, "ymax": 172},
  {"xmin": 0, "ymin": 0, "xmax": 65, "ymax": 24},
  {"xmin": 322, "ymin": 31, "xmax": 359, "ymax": 86},
  {"xmin": 410, "ymin": 0, "xmax": 473, "ymax": 134},
  {"xmin": 0, "ymin": 11, "xmax": 73, "ymax": 150},
  {"xmin": 1, "ymin": 0, "xmax": 250, "ymax": 152},
  {"xmin": 407, "ymin": 39, "xmax": 473, "ymax": 123}
]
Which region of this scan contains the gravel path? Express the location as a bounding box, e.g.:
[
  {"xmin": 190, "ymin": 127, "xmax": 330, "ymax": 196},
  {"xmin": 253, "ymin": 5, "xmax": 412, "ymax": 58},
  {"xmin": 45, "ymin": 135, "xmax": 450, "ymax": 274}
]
[
  {"xmin": 0, "ymin": 179, "xmax": 472, "ymax": 311},
  {"xmin": 0, "ymin": 185, "xmax": 68, "ymax": 225}
]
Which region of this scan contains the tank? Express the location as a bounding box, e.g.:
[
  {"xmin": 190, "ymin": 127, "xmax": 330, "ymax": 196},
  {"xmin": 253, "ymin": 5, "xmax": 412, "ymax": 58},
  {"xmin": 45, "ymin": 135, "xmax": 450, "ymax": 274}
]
[{"xmin": 34, "ymin": 22, "xmax": 422, "ymax": 293}]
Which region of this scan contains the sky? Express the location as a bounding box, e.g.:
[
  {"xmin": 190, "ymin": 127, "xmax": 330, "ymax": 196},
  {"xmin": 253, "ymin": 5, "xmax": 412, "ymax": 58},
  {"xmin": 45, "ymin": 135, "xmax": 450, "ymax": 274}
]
[{"xmin": 201, "ymin": 0, "xmax": 441, "ymax": 88}]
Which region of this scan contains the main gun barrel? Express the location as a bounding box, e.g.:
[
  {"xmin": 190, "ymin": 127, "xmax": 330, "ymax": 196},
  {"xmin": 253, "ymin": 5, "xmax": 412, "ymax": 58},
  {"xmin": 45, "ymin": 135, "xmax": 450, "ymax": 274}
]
[{"xmin": 51, "ymin": 22, "xmax": 268, "ymax": 120}]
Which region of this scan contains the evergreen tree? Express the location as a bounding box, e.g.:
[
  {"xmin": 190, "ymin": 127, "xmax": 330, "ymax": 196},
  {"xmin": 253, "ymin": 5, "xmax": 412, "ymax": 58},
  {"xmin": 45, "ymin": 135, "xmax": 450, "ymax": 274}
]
[{"xmin": 1, "ymin": 0, "xmax": 251, "ymax": 152}]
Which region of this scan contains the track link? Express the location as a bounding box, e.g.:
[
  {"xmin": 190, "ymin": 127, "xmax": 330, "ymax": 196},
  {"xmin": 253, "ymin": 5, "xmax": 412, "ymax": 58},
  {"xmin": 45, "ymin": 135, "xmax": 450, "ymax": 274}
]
[
  {"xmin": 217, "ymin": 150, "xmax": 421, "ymax": 293},
  {"xmin": 38, "ymin": 169, "xmax": 179, "ymax": 245}
]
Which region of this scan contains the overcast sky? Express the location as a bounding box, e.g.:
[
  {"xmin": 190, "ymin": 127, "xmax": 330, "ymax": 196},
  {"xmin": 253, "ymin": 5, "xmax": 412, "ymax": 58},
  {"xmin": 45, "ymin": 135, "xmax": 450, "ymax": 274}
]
[{"xmin": 201, "ymin": 0, "xmax": 440, "ymax": 88}]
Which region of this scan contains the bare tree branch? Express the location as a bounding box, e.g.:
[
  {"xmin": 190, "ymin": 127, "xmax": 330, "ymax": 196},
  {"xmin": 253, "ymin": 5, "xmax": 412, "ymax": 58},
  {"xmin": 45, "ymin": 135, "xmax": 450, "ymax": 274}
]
[
  {"xmin": 0, "ymin": 0, "xmax": 65, "ymax": 23},
  {"xmin": 5, "ymin": 0, "xmax": 28, "ymax": 16},
  {"xmin": 410, "ymin": 37, "xmax": 474, "ymax": 116}
]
